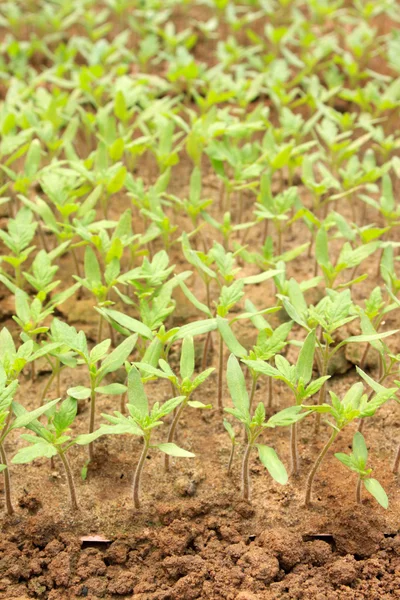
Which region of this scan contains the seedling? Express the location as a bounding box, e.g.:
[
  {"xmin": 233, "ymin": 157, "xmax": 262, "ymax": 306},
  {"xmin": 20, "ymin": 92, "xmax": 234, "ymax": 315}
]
[
  {"xmin": 77, "ymin": 366, "xmax": 194, "ymax": 509},
  {"xmin": 63, "ymin": 324, "xmax": 137, "ymax": 460},
  {"xmin": 243, "ymin": 330, "xmax": 330, "ymax": 475},
  {"xmin": 224, "ymin": 355, "xmax": 306, "ymax": 501},
  {"xmin": 335, "ymin": 432, "xmax": 388, "ymax": 508},
  {"xmin": 303, "ymin": 380, "xmax": 396, "ymax": 506},
  {"xmin": 135, "ymin": 335, "xmax": 214, "ymax": 471},
  {"xmin": 12, "ymin": 396, "xmax": 91, "ymax": 511},
  {"xmin": 0, "ymin": 207, "xmax": 37, "ymax": 287},
  {"xmin": 0, "ymin": 366, "xmax": 58, "ymax": 515}
]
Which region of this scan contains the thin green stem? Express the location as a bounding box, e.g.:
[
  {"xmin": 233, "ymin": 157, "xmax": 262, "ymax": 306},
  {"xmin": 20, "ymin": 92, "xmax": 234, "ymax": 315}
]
[
  {"xmin": 304, "ymin": 429, "xmax": 338, "ymax": 507},
  {"xmin": 40, "ymin": 371, "xmax": 56, "ymax": 406},
  {"xmin": 356, "ymin": 477, "xmax": 362, "ymax": 504},
  {"xmin": 0, "ymin": 443, "xmax": 13, "ymax": 515},
  {"xmin": 241, "ymin": 440, "xmax": 253, "ymax": 501},
  {"xmin": 227, "ymin": 442, "xmax": 235, "ymax": 475},
  {"xmin": 164, "ymin": 401, "xmax": 186, "ymax": 472},
  {"xmin": 217, "ymin": 333, "xmax": 224, "ymax": 412},
  {"xmin": 393, "ymin": 443, "xmax": 400, "ymax": 474},
  {"xmin": 132, "ymin": 437, "xmax": 149, "ymax": 509},
  {"xmin": 58, "ymin": 451, "xmax": 79, "ymax": 511},
  {"xmin": 88, "ymin": 384, "xmax": 96, "ymax": 461},
  {"xmin": 290, "ymin": 422, "xmax": 299, "ymax": 476},
  {"xmin": 267, "ymin": 375, "xmax": 273, "ymax": 408},
  {"xmin": 249, "ymin": 375, "xmax": 257, "ymax": 412}
]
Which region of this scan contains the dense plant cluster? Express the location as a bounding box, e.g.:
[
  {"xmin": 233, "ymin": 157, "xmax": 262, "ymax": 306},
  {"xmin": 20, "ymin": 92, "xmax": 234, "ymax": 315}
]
[{"xmin": 1, "ymin": 0, "xmax": 400, "ymax": 514}]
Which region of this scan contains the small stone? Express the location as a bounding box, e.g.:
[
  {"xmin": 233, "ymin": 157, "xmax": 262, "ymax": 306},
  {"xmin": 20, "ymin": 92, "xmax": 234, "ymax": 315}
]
[
  {"xmin": 329, "ymin": 556, "xmax": 358, "ymax": 586},
  {"xmin": 174, "ymin": 476, "xmax": 197, "ymax": 497}
]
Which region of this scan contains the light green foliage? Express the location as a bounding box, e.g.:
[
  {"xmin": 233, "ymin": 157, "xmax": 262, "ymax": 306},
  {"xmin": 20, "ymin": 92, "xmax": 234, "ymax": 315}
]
[{"xmin": 335, "ymin": 432, "xmax": 388, "ymax": 508}]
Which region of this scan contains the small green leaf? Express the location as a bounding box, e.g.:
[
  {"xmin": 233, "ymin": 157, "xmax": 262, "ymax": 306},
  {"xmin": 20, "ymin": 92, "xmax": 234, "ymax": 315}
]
[
  {"xmin": 257, "ymin": 445, "xmax": 288, "ymax": 484},
  {"xmin": 217, "ymin": 317, "xmax": 247, "ymax": 358},
  {"xmin": 187, "ymin": 400, "xmax": 212, "ymax": 409},
  {"xmin": 296, "ymin": 329, "xmax": 316, "ymax": 384},
  {"xmin": 223, "ymin": 419, "xmax": 235, "ymax": 441},
  {"xmin": 180, "ymin": 336, "xmax": 195, "ymax": 380},
  {"xmin": 67, "ymin": 386, "xmax": 91, "ymax": 400},
  {"xmin": 352, "ymin": 432, "xmax": 368, "ymax": 466},
  {"xmin": 364, "ymin": 478, "xmax": 388, "ymax": 509},
  {"xmin": 157, "ymin": 443, "xmax": 195, "ymax": 457},
  {"xmin": 11, "ymin": 398, "xmax": 60, "ymax": 430},
  {"xmin": 95, "ymin": 383, "xmax": 127, "ymax": 395},
  {"xmin": 227, "ymin": 354, "xmax": 249, "ymax": 414},
  {"xmin": 12, "ymin": 442, "xmax": 57, "ymax": 464},
  {"xmin": 127, "ymin": 365, "xmax": 148, "ymax": 416}
]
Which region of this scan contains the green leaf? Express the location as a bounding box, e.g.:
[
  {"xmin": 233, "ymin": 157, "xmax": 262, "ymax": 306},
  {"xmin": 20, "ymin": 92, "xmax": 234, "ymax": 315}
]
[
  {"xmin": 157, "ymin": 443, "xmax": 195, "ymax": 457},
  {"xmin": 267, "ymin": 405, "xmax": 307, "ymax": 427},
  {"xmin": 67, "ymin": 386, "xmax": 91, "ymax": 400},
  {"xmin": 187, "ymin": 400, "xmax": 212, "ymax": 409},
  {"xmin": 217, "ymin": 317, "xmax": 247, "ymax": 358},
  {"xmin": 227, "ymin": 354, "xmax": 249, "ymax": 414},
  {"xmin": 179, "ymin": 280, "xmax": 212, "ymax": 316},
  {"xmin": 352, "ymin": 432, "xmax": 368, "ymax": 466},
  {"xmin": 53, "ymin": 397, "xmax": 77, "ymax": 435},
  {"xmin": 84, "ymin": 246, "xmax": 102, "ymax": 286},
  {"xmin": 12, "ymin": 442, "xmax": 57, "ymax": 464},
  {"xmin": 100, "ymin": 334, "xmax": 137, "ymax": 376},
  {"xmin": 11, "ymin": 398, "xmax": 60, "ymax": 430},
  {"xmin": 257, "ymin": 445, "xmax": 288, "ymax": 484},
  {"xmin": 334, "ymin": 452, "xmax": 358, "ymax": 471},
  {"xmin": 364, "ymin": 478, "xmax": 388, "ymax": 509},
  {"xmin": 95, "ymin": 383, "xmax": 127, "ymax": 395},
  {"xmin": 102, "ymin": 309, "xmax": 153, "ymax": 339},
  {"xmin": 180, "ymin": 336, "xmax": 195, "ymax": 380},
  {"xmin": 296, "ymin": 329, "xmax": 316, "ymax": 384},
  {"xmin": 75, "ymin": 423, "xmax": 142, "ymax": 445},
  {"xmin": 127, "ymin": 365, "xmax": 148, "ymax": 416},
  {"xmin": 172, "ymin": 318, "xmax": 217, "ymax": 341},
  {"xmin": 223, "ymin": 419, "xmax": 235, "ymax": 441},
  {"xmin": 242, "ymin": 359, "xmax": 280, "ymax": 378}
]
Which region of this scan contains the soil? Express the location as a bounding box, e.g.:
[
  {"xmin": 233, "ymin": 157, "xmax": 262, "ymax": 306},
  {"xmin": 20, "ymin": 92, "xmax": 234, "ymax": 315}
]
[{"xmin": 2, "ymin": 3, "xmax": 400, "ymax": 600}]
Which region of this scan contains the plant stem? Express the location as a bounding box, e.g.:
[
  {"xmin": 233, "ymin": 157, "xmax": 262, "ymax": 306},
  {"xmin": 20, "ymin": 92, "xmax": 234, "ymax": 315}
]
[
  {"xmin": 59, "ymin": 451, "xmax": 79, "ymax": 511},
  {"xmin": 71, "ymin": 247, "xmax": 82, "ymax": 279},
  {"xmin": 267, "ymin": 375, "xmax": 273, "ymax": 408},
  {"xmin": 56, "ymin": 363, "xmax": 61, "ymax": 398},
  {"xmin": 40, "ymin": 371, "xmax": 56, "ymax": 405},
  {"xmin": 88, "ymin": 385, "xmax": 96, "ymax": 461},
  {"xmin": 0, "ymin": 443, "xmax": 13, "ymax": 515},
  {"xmin": 227, "ymin": 443, "xmax": 235, "ymax": 474},
  {"xmin": 249, "ymin": 376, "xmax": 257, "ymax": 412},
  {"xmin": 120, "ymin": 390, "xmax": 127, "ymax": 414},
  {"xmin": 132, "ymin": 438, "xmax": 149, "ymax": 509},
  {"xmin": 304, "ymin": 429, "xmax": 338, "ymax": 507},
  {"xmin": 201, "ymin": 330, "xmax": 212, "ymax": 371},
  {"xmin": 241, "ymin": 440, "xmax": 253, "ymax": 501},
  {"xmin": 164, "ymin": 401, "xmax": 186, "ymax": 472},
  {"xmin": 97, "ymin": 313, "xmax": 103, "ymax": 345},
  {"xmin": 217, "ymin": 333, "xmax": 224, "ymax": 412},
  {"xmin": 290, "ymin": 422, "xmax": 299, "ymax": 476},
  {"xmin": 315, "ymin": 350, "xmax": 328, "ymax": 434},
  {"xmin": 393, "ymin": 443, "xmax": 400, "ymax": 474},
  {"xmin": 356, "ymin": 478, "xmax": 362, "ymax": 504}
]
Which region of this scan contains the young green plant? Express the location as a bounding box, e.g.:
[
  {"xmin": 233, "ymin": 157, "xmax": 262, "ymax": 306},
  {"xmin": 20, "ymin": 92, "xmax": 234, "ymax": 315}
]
[{"xmin": 335, "ymin": 432, "xmax": 388, "ymax": 508}]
